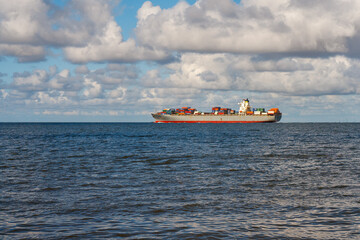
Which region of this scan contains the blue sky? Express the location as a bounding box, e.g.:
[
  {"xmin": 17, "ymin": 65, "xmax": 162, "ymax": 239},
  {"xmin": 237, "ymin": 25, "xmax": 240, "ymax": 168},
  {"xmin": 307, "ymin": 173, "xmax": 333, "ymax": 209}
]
[{"xmin": 1, "ymin": 0, "xmax": 360, "ymax": 122}]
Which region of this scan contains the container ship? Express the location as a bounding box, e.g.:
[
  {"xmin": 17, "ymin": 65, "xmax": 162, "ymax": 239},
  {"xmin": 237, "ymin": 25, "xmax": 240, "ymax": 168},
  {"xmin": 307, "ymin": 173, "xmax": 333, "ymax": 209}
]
[{"xmin": 152, "ymin": 98, "xmax": 282, "ymax": 123}]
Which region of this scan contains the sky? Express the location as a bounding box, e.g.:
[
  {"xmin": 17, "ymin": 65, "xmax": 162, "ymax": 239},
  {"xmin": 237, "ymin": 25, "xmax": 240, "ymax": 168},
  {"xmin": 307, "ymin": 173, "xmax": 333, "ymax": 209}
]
[{"xmin": 1, "ymin": 0, "xmax": 360, "ymax": 122}]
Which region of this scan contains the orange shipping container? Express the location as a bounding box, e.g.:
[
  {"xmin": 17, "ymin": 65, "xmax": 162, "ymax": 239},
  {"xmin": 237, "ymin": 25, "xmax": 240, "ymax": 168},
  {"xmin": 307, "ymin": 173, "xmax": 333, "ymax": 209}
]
[{"xmin": 269, "ymin": 108, "xmax": 280, "ymax": 113}]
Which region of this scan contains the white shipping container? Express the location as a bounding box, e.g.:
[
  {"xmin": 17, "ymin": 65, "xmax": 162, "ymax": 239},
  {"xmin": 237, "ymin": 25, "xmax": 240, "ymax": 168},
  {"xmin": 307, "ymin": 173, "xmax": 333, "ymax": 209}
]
[
  {"xmin": 254, "ymin": 111, "xmax": 261, "ymax": 115},
  {"xmin": 267, "ymin": 111, "xmax": 275, "ymax": 114}
]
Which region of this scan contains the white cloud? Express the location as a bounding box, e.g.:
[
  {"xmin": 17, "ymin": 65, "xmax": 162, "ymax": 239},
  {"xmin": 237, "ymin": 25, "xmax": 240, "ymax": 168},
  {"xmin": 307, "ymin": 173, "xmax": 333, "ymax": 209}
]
[
  {"xmin": 239, "ymin": 55, "xmax": 360, "ymax": 95},
  {"xmin": 0, "ymin": 0, "xmax": 115, "ymax": 47},
  {"xmin": 0, "ymin": 0, "xmax": 168, "ymax": 62},
  {"xmin": 0, "ymin": 44, "xmax": 46, "ymax": 62},
  {"xmin": 33, "ymin": 91, "xmax": 72, "ymax": 105},
  {"xmin": 2, "ymin": 0, "xmax": 360, "ymax": 63},
  {"xmin": 12, "ymin": 69, "xmax": 48, "ymax": 91},
  {"xmin": 107, "ymin": 86, "xmax": 126, "ymax": 99},
  {"xmin": 137, "ymin": 1, "xmax": 161, "ymax": 21},
  {"xmin": 82, "ymin": 78, "xmax": 103, "ymax": 98},
  {"xmin": 6, "ymin": 65, "xmax": 133, "ymax": 107},
  {"xmin": 63, "ymin": 22, "xmax": 168, "ymax": 63},
  {"xmin": 136, "ymin": 0, "xmax": 360, "ymax": 55},
  {"xmin": 48, "ymin": 70, "xmax": 72, "ymax": 90},
  {"xmin": 143, "ymin": 53, "xmax": 360, "ymax": 96},
  {"xmin": 61, "ymin": 0, "xmax": 168, "ymax": 63},
  {"xmin": 0, "ymin": 0, "xmax": 49, "ymax": 44}
]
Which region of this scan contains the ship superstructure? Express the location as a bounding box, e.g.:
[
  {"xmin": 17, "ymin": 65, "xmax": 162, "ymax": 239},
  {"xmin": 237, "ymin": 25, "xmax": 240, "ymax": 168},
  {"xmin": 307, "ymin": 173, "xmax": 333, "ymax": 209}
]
[{"xmin": 152, "ymin": 98, "xmax": 282, "ymax": 123}]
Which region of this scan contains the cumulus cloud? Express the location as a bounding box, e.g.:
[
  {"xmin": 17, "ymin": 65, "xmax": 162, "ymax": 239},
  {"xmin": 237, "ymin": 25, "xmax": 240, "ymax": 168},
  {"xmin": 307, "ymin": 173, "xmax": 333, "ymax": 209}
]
[
  {"xmin": 142, "ymin": 53, "xmax": 360, "ymax": 96},
  {"xmin": 12, "ymin": 69, "xmax": 49, "ymax": 91},
  {"xmin": 136, "ymin": 0, "xmax": 360, "ymax": 56},
  {"xmin": 0, "ymin": 0, "xmax": 49, "ymax": 44},
  {"xmin": 32, "ymin": 91, "xmax": 72, "ymax": 105},
  {"xmin": 238, "ymin": 58, "xmax": 358, "ymax": 96},
  {"xmin": 48, "ymin": 69, "xmax": 74, "ymax": 90},
  {"xmin": 63, "ymin": 21, "xmax": 168, "ymax": 63},
  {"xmin": 0, "ymin": 0, "xmax": 115, "ymax": 47},
  {"xmin": 6, "ymin": 63, "xmax": 141, "ymax": 106},
  {"xmin": 10, "ymin": 67, "xmax": 80, "ymax": 93},
  {"xmin": 59, "ymin": 0, "xmax": 168, "ymax": 63},
  {"xmin": 107, "ymin": 86, "xmax": 127, "ymax": 101},
  {"xmin": 0, "ymin": 44, "xmax": 46, "ymax": 62},
  {"xmin": 2, "ymin": 63, "xmax": 143, "ymax": 110},
  {"xmin": 82, "ymin": 78, "xmax": 103, "ymax": 98},
  {"xmin": 0, "ymin": 0, "xmax": 168, "ymax": 62},
  {"xmin": 84, "ymin": 64, "xmax": 139, "ymax": 85},
  {"xmin": 2, "ymin": 0, "xmax": 360, "ymax": 62}
]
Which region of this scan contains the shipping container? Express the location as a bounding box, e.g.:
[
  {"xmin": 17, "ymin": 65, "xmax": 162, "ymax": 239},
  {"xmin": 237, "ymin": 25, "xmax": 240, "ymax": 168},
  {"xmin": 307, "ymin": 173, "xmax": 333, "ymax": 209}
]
[{"xmin": 268, "ymin": 108, "xmax": 280, "ymax": 113}]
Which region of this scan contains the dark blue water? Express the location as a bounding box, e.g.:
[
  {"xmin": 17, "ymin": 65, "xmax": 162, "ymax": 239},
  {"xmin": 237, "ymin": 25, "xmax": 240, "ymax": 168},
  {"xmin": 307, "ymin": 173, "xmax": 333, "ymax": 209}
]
[{"xmin": 1, "ymin": 123, "xmax": 359, "ymax": 239}]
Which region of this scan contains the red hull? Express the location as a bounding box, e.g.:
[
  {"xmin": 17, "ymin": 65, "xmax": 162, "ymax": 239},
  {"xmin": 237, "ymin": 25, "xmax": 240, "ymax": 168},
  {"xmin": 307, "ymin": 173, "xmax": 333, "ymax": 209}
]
[{"xmin": 155, "ymin": 120, "xmax": 275, "ymax": 123}]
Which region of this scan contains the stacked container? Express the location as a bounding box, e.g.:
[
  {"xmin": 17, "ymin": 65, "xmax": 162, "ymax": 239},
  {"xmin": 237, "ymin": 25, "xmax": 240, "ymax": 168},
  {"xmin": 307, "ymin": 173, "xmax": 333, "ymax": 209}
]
[
  {"xmin": 267, "ymin": 108, "xmax": 280, "ymax": 115},
  {"xmin": 212, "ymin": 107, "xmax": 221, "ymax": 114},
  {"xmin": 174, "ymin": 107, "xmax": 197, "ymax": 115},
  {"xmin": 212, "ymin": 107, "xmax": 233, "ymax": 114}
]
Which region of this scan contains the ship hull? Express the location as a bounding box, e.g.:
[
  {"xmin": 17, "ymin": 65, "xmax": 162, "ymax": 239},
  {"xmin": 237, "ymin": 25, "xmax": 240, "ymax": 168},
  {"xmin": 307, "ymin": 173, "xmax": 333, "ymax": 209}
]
[{"xmin": 152, "ymin": 113, "xmax": 281, "ymax": 123}]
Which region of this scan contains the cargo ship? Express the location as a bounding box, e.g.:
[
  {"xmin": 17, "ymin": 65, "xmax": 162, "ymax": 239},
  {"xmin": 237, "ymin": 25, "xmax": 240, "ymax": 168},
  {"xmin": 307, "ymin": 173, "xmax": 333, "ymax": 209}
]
[{"xmin": 152, "ymin": 98, "xmax": 282, "ymax": 123}]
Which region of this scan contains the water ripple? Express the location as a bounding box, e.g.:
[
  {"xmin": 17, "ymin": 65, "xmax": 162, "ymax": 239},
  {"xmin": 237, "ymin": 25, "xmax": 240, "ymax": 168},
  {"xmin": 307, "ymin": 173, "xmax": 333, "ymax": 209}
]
[{"xmin": 0, "ymin": 123, "xmax": 359, "ymax": 239}]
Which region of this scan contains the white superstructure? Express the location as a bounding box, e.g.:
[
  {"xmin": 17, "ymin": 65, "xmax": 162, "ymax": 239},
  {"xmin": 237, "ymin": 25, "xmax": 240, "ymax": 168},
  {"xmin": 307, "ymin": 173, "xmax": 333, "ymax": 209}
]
[{"xmin": 238, "ymin": 98, "xmax": 251, "ymax": 114}]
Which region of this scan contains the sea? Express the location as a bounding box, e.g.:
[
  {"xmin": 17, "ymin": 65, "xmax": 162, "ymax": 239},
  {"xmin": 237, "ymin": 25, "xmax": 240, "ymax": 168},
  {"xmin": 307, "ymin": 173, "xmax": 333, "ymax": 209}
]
[{"xmin": 0, "ymin": 123, "xmax": 359, "ymax": 239}]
